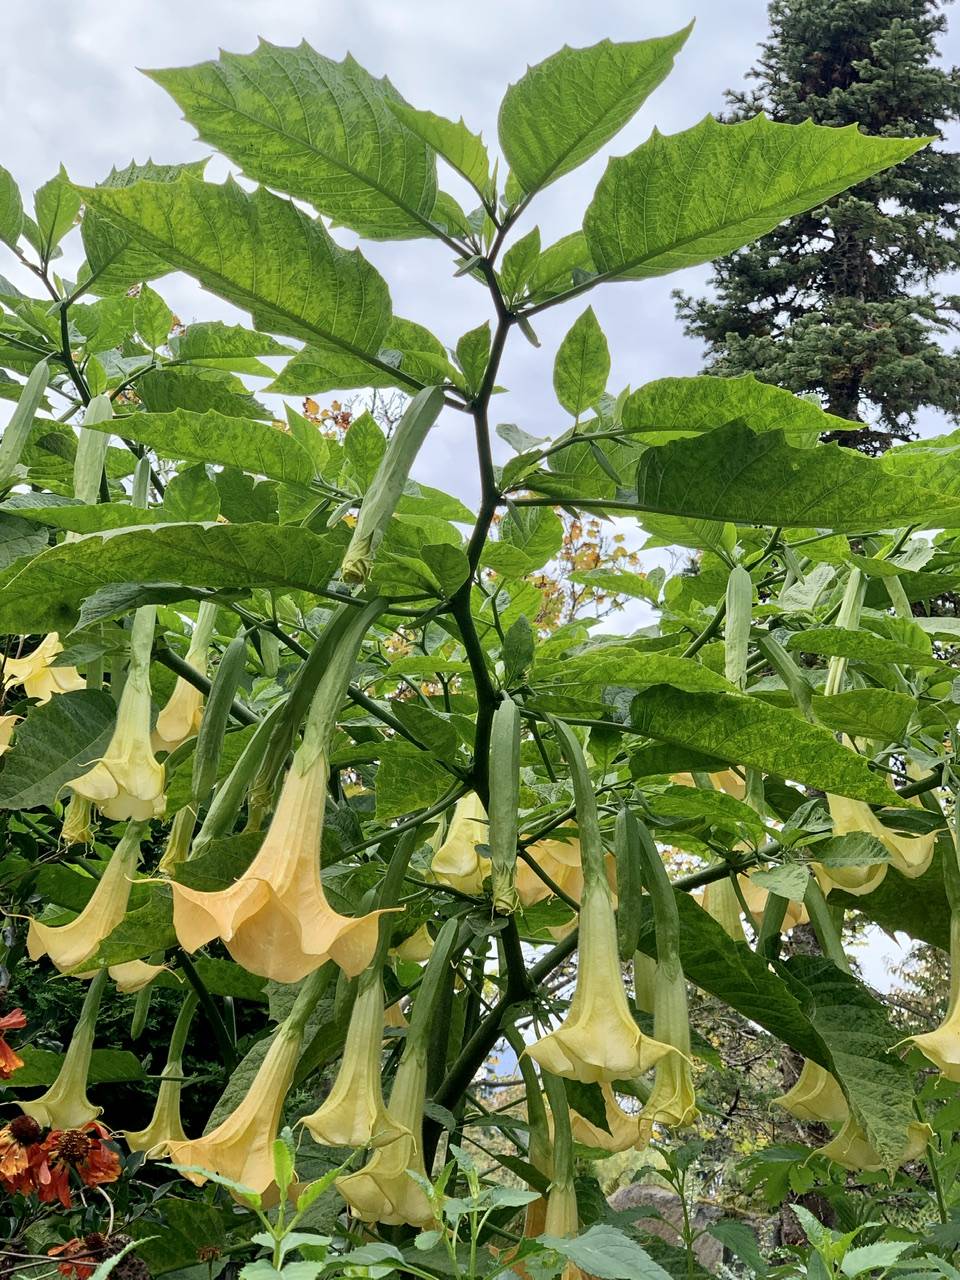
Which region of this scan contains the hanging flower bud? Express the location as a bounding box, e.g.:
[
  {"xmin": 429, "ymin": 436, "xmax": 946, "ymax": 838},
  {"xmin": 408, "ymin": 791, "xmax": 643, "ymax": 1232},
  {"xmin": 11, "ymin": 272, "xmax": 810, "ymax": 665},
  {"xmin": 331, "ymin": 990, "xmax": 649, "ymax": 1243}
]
[
  {"xmin": 22, "ymin": 973, "xmax": 107, "ymax": 1130},
  {"xmin": 299, "ymin": 973, "xmax": 404, "ymax": 1149},
  {"xmin": 774, "ymin": 1060, "xmax": 848, "ymax": 1124},
  {"xmin": 429, "ymin": 792, "xmax": 491, "ymax": 895},
  {"xmin": 28, "ymin": 824, "xmax": 144, "ymax": 974},
  {"xmin": 109, "ymin": 960, "xmax": 167, "ymax": 995},
  {"xmin": 68, "ymin": 609, "xmax": 165, "ymax": 822},
  {"xmin": 169, "ymin": 971, "xmax": 324, "ymax": 1200},
  {"xmin": 60, "ymin": 794, "xmax": 95, "ymax": 847},
  {"xmin": 391, "ymin": 924, "xmax": 433, "ymax": 963},
  {"xmin": 817, "ymin": 1117, "xmax": 932, "ymax": 1172},
  {"xmin": 124, "ymin": 995, "xmax": 197, "ymax": 1157},
  {"xmin": 527, "ymin": 883, "xmax": 674, "ymax": 1083},
  {"xmin": 158, "ymin": 807, "xmax": 195, "ymax": 876},
  {"xmin": 569, "ymin": 1084, "xmax": 641, "ymax": 1152},
  {"xmin": 153, "ymin": 603, "xmax": 219, "ymax": 753},
  {"xmin": 3, "ymin": 633, "xmax": 85, "ymax": 704}
]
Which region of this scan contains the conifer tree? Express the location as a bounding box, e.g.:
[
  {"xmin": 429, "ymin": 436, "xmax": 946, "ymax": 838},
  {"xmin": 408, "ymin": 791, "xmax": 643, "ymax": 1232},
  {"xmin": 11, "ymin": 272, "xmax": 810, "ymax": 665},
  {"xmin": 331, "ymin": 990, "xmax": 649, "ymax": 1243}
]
[{"xmin": 675, "ymin": 0, "xmax": 960, "ymax": 453}]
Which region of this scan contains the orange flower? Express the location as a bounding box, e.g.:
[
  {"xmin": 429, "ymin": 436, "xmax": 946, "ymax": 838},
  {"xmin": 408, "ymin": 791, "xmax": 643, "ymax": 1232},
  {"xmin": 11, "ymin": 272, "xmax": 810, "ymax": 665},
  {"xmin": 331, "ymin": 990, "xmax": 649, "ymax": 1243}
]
[
  {"xmin": 0, "ymin": 1006, "xmax": 26, "ymax": 1079},
  {"xmin": 0, "ymin": 1113, "xmax": 43, "ymax": 1194},
  {"xmin": 49, "ymin": 1238, "xmax": 102, "ymax": 1280},
  {"xmin": 35, "ymin": 1123, "xmax": 121, "ymax": 1209}
]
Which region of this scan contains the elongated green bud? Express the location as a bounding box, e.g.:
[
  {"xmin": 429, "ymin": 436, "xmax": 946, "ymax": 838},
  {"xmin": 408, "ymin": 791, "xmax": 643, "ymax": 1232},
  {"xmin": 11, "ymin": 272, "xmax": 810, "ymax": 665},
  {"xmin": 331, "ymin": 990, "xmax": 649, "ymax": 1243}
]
[
  {"xmin": 0, "ymin": 358, "xmax": 49, "ymax": 488},
  {"xmin": 72, "ymin": 395, "xmax": 113, "ymax": 507},
  {"xmin": 551, "ymin": 718, "xmax": 605, "ymax": 886},
  {"xmin": 824, "ymin": 567, "xmax": 865, "ymax": 698},
  {"xmin": 488, "ymin": 696, "xmax": 521, "ymax": 914},
  {"xmin": 192, "ymin": 626, "xmax": 247, "ymax": 804},
  {"xmin": 341, "ymin": 386, "xmax": 444, "ymax": 584},
  {"xmin": 724, "ymin": 563, "xmax": 752, "ymax": 690},
  {"xmin": 615, "ymin": 806, "xmax": 644, "ymax": 962},
  {"xmin": 191, "ymin": 700, "xmax": 285, "ymax": 856},
  {"xmin": 404, "ymin": 916, "xmax": 459, "ymax": 1062}
]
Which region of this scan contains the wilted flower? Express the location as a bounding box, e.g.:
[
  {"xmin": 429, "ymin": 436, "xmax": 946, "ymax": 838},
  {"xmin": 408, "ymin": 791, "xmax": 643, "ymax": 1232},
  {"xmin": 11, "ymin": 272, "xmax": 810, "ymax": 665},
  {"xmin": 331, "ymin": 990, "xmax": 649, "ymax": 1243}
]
[
  {"xmin": 3, "ymin": 633, "xmax": 85, "ymax": 703},
  {"xmin": 568, "ymin": 1084, "xmax": 640, "ymax": 1152},
  {"xmin": 28, "ymin": 825, "xmax": 143, "ymax": 974},
  {"xmin": 0, "ymin": 1006, "xmax": 26, "ymax": 1079},
  {"xmin": 300, "ymin": 975, "xmax": 403, "ymax": 1149},
  {"xmin": 22, "ymin": 972, "xmax": 106, "ymax": 1130},
  {"xmin": 168, "ymin": 1014, "xmax": 301, "ymax": 1199},
  {"xmin": 0, "ymin": 1113, "xmax": 43, "ymax": 1194},
  {"xmin": 60, "ymin": 794, "xmax": 95, "ymax": 846},
  {"xmin": 527, "ymin": 881, "xmax": 674, "ymax": 1083},
  {"xmin": 35, "ymin": 1122, "xmax": 121, "ymax": 1208},
  {"xmin": 172, "ymin": 746, "xmax": 384, "ymax": 982},
  {"xmin": 429, "ymin": 792, "xmax": 491, "ymax": 894},
  {"xmin": 818, "ymin": 1117, "xmax": 932, "ymax": 1172},
  {"xmin": 335, "ymin": 1050, "xmax": 433, "ymax": 1227},
  {"xmin": 774, "ymin": 1060, "xmax": 848, "ymax": 1124}
]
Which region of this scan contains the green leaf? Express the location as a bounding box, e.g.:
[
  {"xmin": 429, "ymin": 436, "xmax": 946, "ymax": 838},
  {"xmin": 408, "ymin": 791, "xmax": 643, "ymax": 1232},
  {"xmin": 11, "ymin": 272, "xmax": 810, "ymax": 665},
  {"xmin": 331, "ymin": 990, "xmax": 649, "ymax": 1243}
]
[
  {"xmin": 98, "ymin": 408, "xmax": 315, "ymax": 485},
  {"xmin": 0, "ymin": 522, "xmax": 349, "ymax": 634},
  {"xmin": 499, "ymin": 226, "xmax": 542, "ymax": 302},
  {"xmin": 79, "ymin": 175, "xmax": 393, "ymax": 372},
  {"xmin": 543, "ymin": 1225, "xmax": 673, "ymax": 1280},
  {"xmin": 0, "ymin": 511, "xmax": 51, "ymax": 570},
  {"xmin": 0, "ymin": 165, "xmax": 24, "ymax": 248},
  {"xmin": 137, "ymin": 365, "xmax": 268, "ymax": 420},
  {"xmin": 632, "ymin": 424, "xmax": 960, "ymax": 531},
  {"xmin": 483, "ymin": 505, "xmax": 563, "ymax": 577},
  {"xmin": 0, "ymin": 689, "xmax": 115, "ymax": 809},
  {"xmin": 629, "ymin": 686, "xmax": 893, "ymax": 804},
  {"xmin": 840, "ymin": 1243, "xmax": 913, "ymax": 1277},
  {"xmin": 388, "ymin": 101, "xmax": 490, "ymax": 195},
  {"xmin": 621, "ymin": 375, "xmax": 854, "ymax": 443},
  {"xmin": 455, "ymin": 322, "xmax": 491, "ymax": 396},
  {"xmin": 128, "ymin": 1200, "xmax": 226, "ymax": 1276},
  {"xmin": 171, "ymin": 320, "xmax": 294, "ymax": 374},
  {"xmin": 785, "ymin": 626, "xmax": 948, "ymax": 671},
  {"xmin": 498, "ymin": 28, "xmax": 691, "ymax": 195},
  {"xmin": 34, "ymin": 169, "xmax": 80, "ymax": 261},
  {"xmin": 133, "ymin": 284, "xmax": 173, "ymax": 348},
  {"xmin": 148, "ymin": 45, "xmax": 441, "ymax": 240},
  {"xmin": 80, "ymin": 158, "xmax": 208, "ymax": 295},
  {"xmin": 583, "ymin": 115, "xmax": 929, "ymax": 285},
  {"xmin": 89, "ymin": 887, "xmax": 177, "ymax": 966},
  {"xmin": 375, "ymin": 741, "xmax": 452, "ymax": 820},
  {"xmin": 10, "ymin": 1047, "xmax": 145, "ymax": 1087},
  {"xmin": 554, "ymin": 307, "xmax": 610, "ymax": 417},
  {"xmin": 163, "ymin": 464, "xmax": 220, "ymax": 522},
  {"xmin": 527, "ymin": 231, "xmax": 595, "ymax": 302},
  {"xmin": 344, "ymin": 411, "xmax": 386, "ymax": 489},
  {"xmin": 271, "ymin": 315, "xmax": 451, "ymax": 395}
]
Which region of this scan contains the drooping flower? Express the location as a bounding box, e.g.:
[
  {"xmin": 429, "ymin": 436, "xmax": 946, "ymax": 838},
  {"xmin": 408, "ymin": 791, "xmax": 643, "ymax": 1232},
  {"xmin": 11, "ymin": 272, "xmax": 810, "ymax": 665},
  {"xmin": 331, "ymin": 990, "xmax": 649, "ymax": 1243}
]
[
  {"xmin": 299, "ymin": 974, "xmax": 403, "ymax": 1149},
  {"xmin": 108, "ymin": 960, "xmax": 166, "ymax": 995},
  {"xmin": 60, "ymin": 794, "xmax": 94, "ymax": 846},
  {"xmin": 391, "ymin": 924, "xmax": 434, "ymax": 964},
  {"xmin": 21, "ymin": 971, "xmax": 106, "ymax": 1130},
  {"xmin": 774, "ymin": 1060, "xmax": 849, "ymax": 1125},
  {"xmin": 0, "ymin": 713, "xmax": 18, "ymax": 755},
  {"xmin": 737, "ymin": 872, "xmax": 810, "ymax": 931},
  {"xmin": 698, "ymin": 877, "xmax": 746, "ymax": 941},
  {"xmin": 124, "ymin": 994, "xmax": 196, "ymax": 1158},
  {"xmin": 157, "ymin": 806, "xmax": 195, "ymax": 876},
  {"xmin": 3, "ymin": 633, "xmax": 84, "ymax": 703},
  {"xmin": 35, "ymin": 1122, "xmax": 121, "ymax": 1208},
  {"xmin": 817, "ymin": 1117, "xmax": 932, "ymax": 1172},
  {"xmin": 568, "ymin": 1084, "xmax": 641, "ymax": 1152},
  {"xmin": 28, "ymin": 824, "xmax": 143, "ymax": 974},
  {"xmin": 638, "ymin": 960, "xmax": 696, "ymax": 1140},
  {"xmin": 815, "ymin": 793, "xmax": 934, "ymax": 895},
  {"xmin": 171, "ymin": 745, "xmax": 384, "ymax": 983},
  {"xmin": 0, "ymin": 1006, "xmax": 27, "ymax": 1079},
  {"xmin": 68, "ymin": 609, "xmax": 165, "ymax": 821},
  {"xmin": 335, "ymin": 1049, "xmax": 434, "ymax": 1227},
  {"xmin": 526, "ymin": 880, "xmax": 675, "ymax": 1083},
  {"xmin": 0, "ymin": 1113, "xmax": 43, "ymax": 1194},
  {"xmin": 429, "ymin": 792, "xmax": 491, "ymax": 894},
  {"xmin": 516, "ymin": 834, "xmax": 583, "ymax": 908},
  {"xmin": 901, "ymin": 912, "xmax": 960, "ymax": 1081},
  {"xmin": 153, "ymin": 604, "xmax": 217, "ymax": 752}
]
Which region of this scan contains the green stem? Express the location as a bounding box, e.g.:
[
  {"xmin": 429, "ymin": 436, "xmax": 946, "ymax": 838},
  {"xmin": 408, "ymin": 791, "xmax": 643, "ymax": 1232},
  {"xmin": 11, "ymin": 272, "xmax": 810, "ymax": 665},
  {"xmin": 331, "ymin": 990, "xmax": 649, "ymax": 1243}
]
[{"xmin": 176, "ymin": 947, "xmax": 238, "ymax": 1073}]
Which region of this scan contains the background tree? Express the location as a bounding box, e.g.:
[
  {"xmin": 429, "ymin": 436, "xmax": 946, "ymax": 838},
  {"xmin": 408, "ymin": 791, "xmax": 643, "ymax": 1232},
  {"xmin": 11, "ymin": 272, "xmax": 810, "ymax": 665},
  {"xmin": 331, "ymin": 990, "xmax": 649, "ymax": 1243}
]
[{"xmin": 675, "ymin": 0, "xmax": 960, "ymax": 453}]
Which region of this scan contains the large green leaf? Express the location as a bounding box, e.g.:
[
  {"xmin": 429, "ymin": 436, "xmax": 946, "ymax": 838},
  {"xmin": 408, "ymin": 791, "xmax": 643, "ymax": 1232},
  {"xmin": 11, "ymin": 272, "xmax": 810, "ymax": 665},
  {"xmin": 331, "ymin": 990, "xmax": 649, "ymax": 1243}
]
[
  {"xmin": 554, "ymin": 307, "xmax": 610, "ymax": 417},
  {"xmin": 498, "ymin": 29, "xmax": 691, "ymax": 195},
  {"xmin": 10, "ymin": 1047, "xmax": 145, "ymax": 1087},
  {"xmin": 92, "ymin": 408, "xmax": 315, "ymax": 485},
  {"xmin": 0, "ymin": 690, "xmax": 115, "ymax": 810},
  {"xmin": 629, "ymin": 685, "xmax": 893, "ymax": 803},
  {"xmin": 0, "ymin": 164, "xmax": 23, "ymax": 248},
  {"xmin": 149, "ymin": 43, "xmax": 441, "ymax": 240},
  {"xmin": 834, "ymin": 844, "xmax": 949, "ymax": 951},
  {"xmin": 632, "ymin": 424, "xmax": 960, "ymax": 531},
  {"xmin": 389, "ymin": 102, "xmax": 491, "ymax": 195},
  {"xmin": 170, "ymin": 320, "xmax": 294, "ymax": 375},
  {"xmin": 583, "ymin": 115, "xmax": 929, "ymax": 285},
  {"xmin": 621, "ymin": 375, "xmax": 853, "ymax": 442},
  {"xmin": 79, "ymin": 175, "xmax": 393, "ymax": 372},
  {"xmin": 269, "ymin": 316, "xmax": 453, "ymax": 396},
  {"xmin": 785, "ymin": 626, "xmax": 949, "ymax": 672},
  {"xmin": 0, "ymin": 522, "xmax": 349, "ymax": 634},
  {"xmin": 882, "ymin": 429, "xmax": 960, "ymax": 498},
  {"xmin": 136, "ymin": 365, "xmax": 268, "ymax": 420}
]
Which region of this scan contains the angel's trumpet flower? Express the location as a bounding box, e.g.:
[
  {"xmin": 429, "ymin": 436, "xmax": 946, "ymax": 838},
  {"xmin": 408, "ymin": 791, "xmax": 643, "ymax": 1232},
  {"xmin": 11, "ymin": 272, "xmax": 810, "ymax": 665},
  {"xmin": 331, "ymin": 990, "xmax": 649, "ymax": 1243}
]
[
  {"xmin": 699, "ymin": 876, "xmax": 746, "ymax": 941},
  {"xmin": 0, "ymin": 714, "xmax": 18, "ymax": 756},
  {"xmin": 569, "ymin": 1084, "xmax": 640, "ymax": 1152},
  {"xmin": 124, "ymin": 994, "xmax": 197, "ymax": 1157},
  {"xmin": 27, "ymin": 824, "xmax": 144, "ymax": 974},
  {"xmin": 153, "ymin": 603, "xmax": 218, "ymax": 754},
  {"xmin": 68, "ymin": 609, "xmax": 165, "ymax": 821},
  {"xmin": 171, "ymin": 745, "xmax": 383, "ymax": 983},
  {"xmin": 671, "ymin": 769, "xmax": 746, "ymax": 800},
  {"xmin": 773, "ymin": 1060, "xmax": 848, "ymax": 1124},
  {"xmin": 638, "ymin": 962, "xmax": 696, "ymax": 1140},
  {"xmin": 818, "ymin": 1117, "xmax": 932, "ymax": 1172},
  {"xmin": 391, "ymin": 924, "xmax": 433, "ymax": 964},
  {"xmin": 172, "ymin": 605, "xmax": 386, "ymax": 983},
  {"xmin": 21, "ymin": 972, "xmax": 106, "ymax": 1130},
  {"xmin": 901, "ymin": 912, "xmax": 960, "ymax": 1081},
  {"xmin": 60, "ymin": 794, "xmax": 94, "ymax": 846},
  {"xmin": 3, "ymin": 633, "xmax": 84, "ymax": 704},
  {"xmin": 299, "ymin": 972, "xmax": 403, "ymax": 1149},
  {"xmin": 815, "ymin": 794, "xmax": 933, "ymax": 894},
  {"xmin": 539, "ymin": 1070, "xmax": 584, "ymax": 1280},
  {"xmin": 158, "ymin": 807, "xmax": 195, "ymax": 876},
  {"xmin": 737, "ymin": 873, "xmax": 810, "ymax": 931},
  {"xmin": 109, "ymin": 960, "xmax": 166, "ymax": 994},
  {"xmin": 168, "ymin": 970, "xmax": 324, "ymax": 1200},
  {"xmin": 429, "ymin": 792, "xmax": 490, "ymax": 895},
  {"xmin": 527, "ymin": 879, "xmax": 673, "ymax": 1083},
  {"xmin": 516, "ymin": 834, "xmax": 583, "ymax": 908}
]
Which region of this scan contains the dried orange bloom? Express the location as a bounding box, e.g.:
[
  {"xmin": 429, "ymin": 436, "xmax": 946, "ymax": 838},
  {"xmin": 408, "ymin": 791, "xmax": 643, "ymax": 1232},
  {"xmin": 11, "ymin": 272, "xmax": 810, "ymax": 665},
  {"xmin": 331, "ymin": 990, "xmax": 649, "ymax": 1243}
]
[{"xmin": 0, "ymin": 1007, "xmax": 27, "ymax": 1080}]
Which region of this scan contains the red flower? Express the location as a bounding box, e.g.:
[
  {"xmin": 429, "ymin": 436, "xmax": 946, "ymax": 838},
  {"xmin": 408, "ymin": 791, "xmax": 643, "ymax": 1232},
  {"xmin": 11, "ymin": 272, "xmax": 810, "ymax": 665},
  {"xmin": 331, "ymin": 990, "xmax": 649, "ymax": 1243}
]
[
  {"xmin": 0, "ymin": 1007, "xmax": 26, "ymax": 1080},
  {"xmin": 35, "ymin": 1123, "xmax": 121, "ymax": 1209},
  {"xmin": 0, "ymin": 1113, "xmax": 43, "ymax": 1195},
  {"xmin": 48, "ymin": 1235, "xmax": 111, "ymax": 1280}
]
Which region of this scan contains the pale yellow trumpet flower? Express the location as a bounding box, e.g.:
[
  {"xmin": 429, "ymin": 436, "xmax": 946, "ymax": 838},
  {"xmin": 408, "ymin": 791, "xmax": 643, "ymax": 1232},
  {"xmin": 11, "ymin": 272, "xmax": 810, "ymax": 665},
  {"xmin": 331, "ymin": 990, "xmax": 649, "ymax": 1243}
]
[
  {"xmin": 21, "ymin": 972, "xmax": 107, "ymax": 1130},
  {"xmin": 818, "ymin": 1117, "xmax": 932, "ymax": 1172},
  {"xmin": 901, "ymin": 914, "xmax": 960, "ymax": 1081},
  {"xmin": 815, "ymin": 794, "xmax": 933, "ymax": 894},
  {"xmin": 569, "ymin": 1084, "xmax": 641, "ymax": 1152},
  {"xmin": 153, "ymin": 603, "xmax": 218, "ymax": 753},
  {"xmin": 429, "ymin": 792, "xmax": 491, "ymax": 894},
  {"xmin": 774, "ymin": 1060, "xmax": 849, "ymax": 1125},
  {"xmin": 124, "ymin": 994, "xmax": 196, "ymax": 1157},
  {"xmin": 737, "ymin": 872, "xmax": 810, "ymax": 931},
  {"xmin": 3, "ymin": 633, "xmax": 84, "ymax": 703}
]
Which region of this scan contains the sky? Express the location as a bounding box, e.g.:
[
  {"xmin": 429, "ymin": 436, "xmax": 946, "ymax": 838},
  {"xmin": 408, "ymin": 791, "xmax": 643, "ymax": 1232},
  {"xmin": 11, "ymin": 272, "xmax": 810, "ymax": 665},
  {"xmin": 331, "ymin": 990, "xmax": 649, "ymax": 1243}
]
[{"xmin": 2, "ymin": 1, "xmax": 956, "ymax": 991}]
